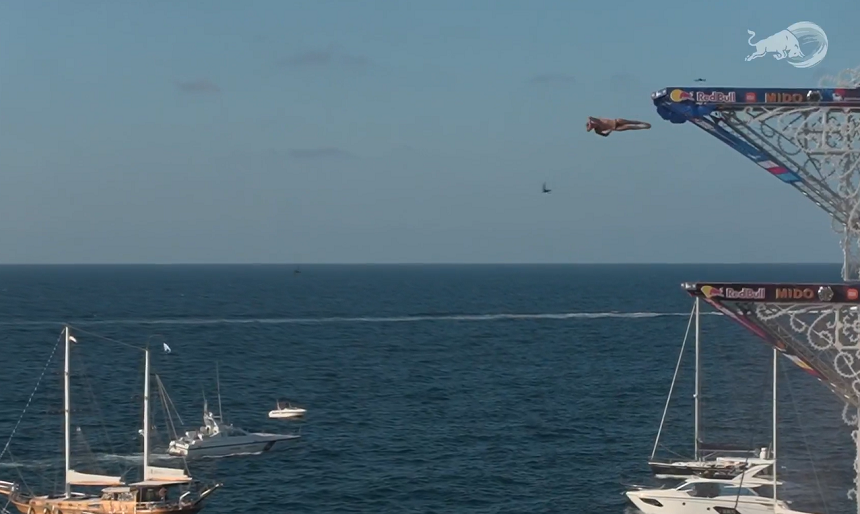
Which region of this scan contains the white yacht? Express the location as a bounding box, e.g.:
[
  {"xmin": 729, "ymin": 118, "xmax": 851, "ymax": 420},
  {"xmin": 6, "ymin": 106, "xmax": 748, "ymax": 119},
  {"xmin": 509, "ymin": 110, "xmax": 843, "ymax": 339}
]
[
  {"xmin": 168, "ymin": 406, "xmax": 300, "ymax": 458},
  {"xmin": 630, "ymin": 343, "xmax": 814, "ymax": 514},
  {"xmin": 626, "ymin": 463, "xmax": 815, "ymax": 514},
  {"xmin": 268, "ymin": 400, "xmax": 306, "ymax": 419}
]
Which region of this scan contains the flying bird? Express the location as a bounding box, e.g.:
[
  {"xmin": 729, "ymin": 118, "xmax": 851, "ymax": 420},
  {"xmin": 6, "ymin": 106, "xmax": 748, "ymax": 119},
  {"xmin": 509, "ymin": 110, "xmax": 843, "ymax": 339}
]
[{"xmin": 694, "ymin": 78, "xmax": 706, "ymax": 82}]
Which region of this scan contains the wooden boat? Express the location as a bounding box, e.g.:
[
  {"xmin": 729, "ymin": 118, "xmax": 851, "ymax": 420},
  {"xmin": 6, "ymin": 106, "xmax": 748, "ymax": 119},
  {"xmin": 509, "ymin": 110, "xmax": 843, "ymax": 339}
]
[{"xmin": 0, "ymin": 327, "xmax": 221, "ymax": 514}]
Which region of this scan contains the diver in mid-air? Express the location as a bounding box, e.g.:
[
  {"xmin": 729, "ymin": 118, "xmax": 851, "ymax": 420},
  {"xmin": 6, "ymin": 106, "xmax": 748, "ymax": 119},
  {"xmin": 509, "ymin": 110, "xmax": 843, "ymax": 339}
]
[
  {"xmin": 586, "ymin": 117, "xmax": 651, "ymax": 137},
  {"xmin": 542, "ymin": 182, "xmax": 551, "ymax": 194}
]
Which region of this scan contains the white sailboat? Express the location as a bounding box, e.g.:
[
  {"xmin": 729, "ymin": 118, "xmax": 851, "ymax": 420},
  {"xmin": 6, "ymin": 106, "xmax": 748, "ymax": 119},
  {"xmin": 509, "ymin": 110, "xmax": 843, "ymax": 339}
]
[
  {"xmin": 649, "ymin": 298, "xmax": 771, "ymax": 480},
  {"xmin": 0, "ymin": 327, "xmax": 220, "ymax": 514},
  {"xmin": 627, "ymin": 348, "xmax": 813, "ymax": 514}
]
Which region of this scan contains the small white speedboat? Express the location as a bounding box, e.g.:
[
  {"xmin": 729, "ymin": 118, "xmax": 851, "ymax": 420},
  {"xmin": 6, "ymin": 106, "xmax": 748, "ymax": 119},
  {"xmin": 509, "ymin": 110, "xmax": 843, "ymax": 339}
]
[{"xmin": 268, "ymin": 400, "xmax": 306, "ymax": 419}]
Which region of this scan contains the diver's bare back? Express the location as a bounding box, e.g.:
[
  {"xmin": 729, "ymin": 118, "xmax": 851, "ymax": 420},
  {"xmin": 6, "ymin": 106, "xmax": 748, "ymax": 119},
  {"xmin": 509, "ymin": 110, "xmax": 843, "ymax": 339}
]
[{"xmin": 586, "ymin": 117, "xmax": 651, "ymax": 137}]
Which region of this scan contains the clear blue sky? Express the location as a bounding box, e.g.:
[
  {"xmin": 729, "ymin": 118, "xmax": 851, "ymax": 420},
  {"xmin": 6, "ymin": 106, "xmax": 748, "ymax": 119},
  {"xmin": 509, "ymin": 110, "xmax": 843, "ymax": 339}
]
[{"xmin": 1, "ymin": 0, "xmax": 858, "ymax": 264}]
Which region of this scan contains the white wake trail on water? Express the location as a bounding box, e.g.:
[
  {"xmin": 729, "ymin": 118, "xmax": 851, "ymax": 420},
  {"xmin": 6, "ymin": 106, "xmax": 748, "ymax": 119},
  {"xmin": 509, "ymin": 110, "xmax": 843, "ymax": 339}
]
[{"xmin": 0, "ymin": 311, "xmax": 722, "ymax": 327}]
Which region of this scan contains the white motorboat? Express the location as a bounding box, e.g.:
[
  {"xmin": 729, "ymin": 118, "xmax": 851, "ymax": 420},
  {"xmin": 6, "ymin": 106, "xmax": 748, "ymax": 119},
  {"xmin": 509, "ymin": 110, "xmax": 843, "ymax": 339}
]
[
  {"xmin": 268, "ymin": 400, "xmax": 306, "ymax": 419},
  {"xmin": 626, "ymin": 463, "xmax": 815, "ymax": 514},
  {"xmin": 168, "ymin": 363, "xmax": 300, "ymax": 458},
  {"xmin": 168, "ymin": 407, "xmax": 300, "ymax": 458}
]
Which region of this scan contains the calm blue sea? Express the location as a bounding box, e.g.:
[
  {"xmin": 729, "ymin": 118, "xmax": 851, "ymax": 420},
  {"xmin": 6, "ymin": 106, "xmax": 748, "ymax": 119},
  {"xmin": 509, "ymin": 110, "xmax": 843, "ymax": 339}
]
[{"xmin": 0, "ymin": 264, "xmax": 854, "ymax": 513}]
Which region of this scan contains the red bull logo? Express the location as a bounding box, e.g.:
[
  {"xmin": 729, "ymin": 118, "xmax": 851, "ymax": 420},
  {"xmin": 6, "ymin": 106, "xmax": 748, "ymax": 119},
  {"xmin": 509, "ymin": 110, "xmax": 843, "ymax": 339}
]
[
  {"xmin": 848, "ymin": 288, "xmax": 859, "ymax": 300},
  {"xmin": 700, "ymin": 285, "xmax": 724, "ymax": 298},
  {"xmin": 745, "ymin": 92, "xmax": 757, "ymax": 102},
  {"xmin": 695, "ymin": 91, "xmax": 736, "ymax": 103},
  {"xmin": 724, "ymin": 287, "xmax": 766, "ymax": 300},
  {"xmin": 669, "ymin": 90, "xmax": 736, "ymax": 103},
  {"xmin": 669, "ymin": 89, "xmax": 694, "ymax": 102}
]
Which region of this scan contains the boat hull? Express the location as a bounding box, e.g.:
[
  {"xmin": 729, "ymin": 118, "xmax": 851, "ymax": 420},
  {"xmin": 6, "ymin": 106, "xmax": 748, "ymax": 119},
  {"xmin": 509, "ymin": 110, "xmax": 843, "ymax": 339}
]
[
  {"xmin": 626, "ymin": 491, "xmax": 813, "ymax": 514},
  {"xmin": 169, "ymin": 435, "xmax": 299, "ymax": 458},
  {"xmin": 4, "ymin": 495, "xmax": 205, "ymax": 514},
  {"xmin": 268, "ymin": 409, "xmax": 306, "ymax": 419}
]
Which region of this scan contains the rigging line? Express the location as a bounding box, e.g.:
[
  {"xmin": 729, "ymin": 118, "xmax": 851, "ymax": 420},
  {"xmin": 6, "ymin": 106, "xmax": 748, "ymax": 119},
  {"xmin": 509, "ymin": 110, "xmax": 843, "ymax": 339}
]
[
  {"xmin": 157, "ymin": 377, "xmax": 177, "ymax": 441},
  {"xmin": 651, "ymin": 302, "xmax": 696, "ymax": 460},
  {"xmin": 74, "ymin": 427, "xmax": 97, "ymax": 474},
  {"xmin": 5, "ymin": 449, "xmax": 32, "ymax": 497},
  {"xmin": 64, "ymin": 325, "xmax": 144, "ymax": 352},
  {"xmin": 154, "ymin": 376, "xmax": 191, "ymax": 475},
  {"xmin": 75, "ymin": 353, "xmax": 119, "ymax": 466},
  {"xmin": 162, "ymin": 379, "xmax": 185, "ymax": 428},
  {"xmin": 733, "ymin": 355, "xmax": 774, "ymax": 511},
  {"xmin": 0, "ymin": 333, "xmax": 62, "ymax": 463},
  {"xmin": 653, "ymin": 444, "xmax": 688, "ymax": 460},
  {"xmin": 782, "ymin": 362, "xmax": 830, "ymax": 514}
]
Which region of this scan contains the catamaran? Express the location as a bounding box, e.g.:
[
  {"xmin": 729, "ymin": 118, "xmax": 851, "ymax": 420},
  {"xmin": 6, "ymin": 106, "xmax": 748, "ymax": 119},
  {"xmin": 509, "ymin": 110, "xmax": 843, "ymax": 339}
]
[
  {"xmin": 0, "ymin": 327, "xmax": 220, "ymax": 514},
  {"xmin": 628, "ymin": 348, "xmax": 812, "ymax": 514},
  {"xmin": 648, "ymin": 298, "xmax": 771, "ymax": 480}
]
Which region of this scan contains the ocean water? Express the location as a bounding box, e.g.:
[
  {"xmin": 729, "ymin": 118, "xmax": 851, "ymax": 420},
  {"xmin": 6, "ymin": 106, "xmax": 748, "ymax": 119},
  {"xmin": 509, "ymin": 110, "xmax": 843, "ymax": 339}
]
[{"xmin": 0, "ymin": 263, "xmax": 854, "ymax": 513}]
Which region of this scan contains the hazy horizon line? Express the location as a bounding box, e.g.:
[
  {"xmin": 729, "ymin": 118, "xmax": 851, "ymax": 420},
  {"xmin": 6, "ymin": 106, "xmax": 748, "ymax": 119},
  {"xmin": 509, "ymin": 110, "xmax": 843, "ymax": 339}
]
[{"xmin": 0, "ymin": 262, "xmax": 844, "ymax": 266}]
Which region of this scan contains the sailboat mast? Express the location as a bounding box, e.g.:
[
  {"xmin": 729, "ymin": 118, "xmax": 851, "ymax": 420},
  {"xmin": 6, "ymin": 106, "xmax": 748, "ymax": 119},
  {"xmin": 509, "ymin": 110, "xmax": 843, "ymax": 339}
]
[
  {"xmin": 216, "ymin": 362, "xmax": 223, "ymax": 421},
  {"xmin": 143, "ymin": 347, "xmax": 151, "ymax": 480},
  {"xmin": 694, "ymin": 297, "xmax": 700, "ymax": 460},
  {"xmin": 63, "ymin": 326, "xmax": 71, "ymax": 497},
  {"xmin": 772, "ymin": 346, "xmax": 777, "ymax": 506}
]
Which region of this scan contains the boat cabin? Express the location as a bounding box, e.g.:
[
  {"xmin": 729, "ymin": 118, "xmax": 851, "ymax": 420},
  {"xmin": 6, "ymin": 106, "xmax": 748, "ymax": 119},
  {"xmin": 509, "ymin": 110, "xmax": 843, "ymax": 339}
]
[
  {"xmin": 675, "ymin": 481, "xmax": 775, "ymax": 500},
  {"xmin": 100, "ymin": 480, "xmax": 189, "ymax": 505}
]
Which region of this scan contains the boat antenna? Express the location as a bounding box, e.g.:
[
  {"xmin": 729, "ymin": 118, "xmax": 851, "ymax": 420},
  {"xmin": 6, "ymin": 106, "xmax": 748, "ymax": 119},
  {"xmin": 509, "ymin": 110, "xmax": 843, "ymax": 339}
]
[{"xmin": 216, "ymin": 361, "xmax": 223, "ymax": 422}]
